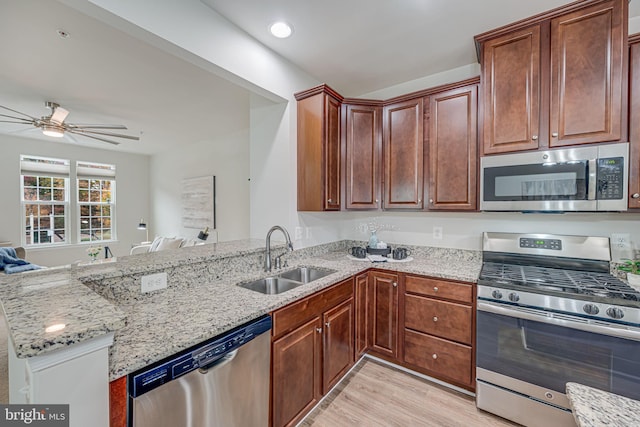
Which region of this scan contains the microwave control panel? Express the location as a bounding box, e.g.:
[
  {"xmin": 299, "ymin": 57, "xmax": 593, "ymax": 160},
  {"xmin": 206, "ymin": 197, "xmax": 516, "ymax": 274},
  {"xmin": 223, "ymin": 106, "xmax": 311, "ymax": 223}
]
[{"xmin": 596, "ymin": 157, "xmax": 624, "ymax": 200}]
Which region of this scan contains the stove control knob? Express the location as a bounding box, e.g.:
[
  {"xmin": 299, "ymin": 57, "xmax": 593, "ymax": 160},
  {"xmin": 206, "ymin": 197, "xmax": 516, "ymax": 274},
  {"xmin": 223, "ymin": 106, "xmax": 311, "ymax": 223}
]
[
  {"xmin": 508, "ymin": 292, "xmax": 520, "ymax": 303},
  {"xmin": 606, "ymin": 307, "xmax": 625, "ymax": 320},
  {"xmin": 491, "ymin": 290, "xmax": 503, "ymax": 300},
  {"xmin": 582, "ymin": 304, "xmax": 600, "ymax": 315}
]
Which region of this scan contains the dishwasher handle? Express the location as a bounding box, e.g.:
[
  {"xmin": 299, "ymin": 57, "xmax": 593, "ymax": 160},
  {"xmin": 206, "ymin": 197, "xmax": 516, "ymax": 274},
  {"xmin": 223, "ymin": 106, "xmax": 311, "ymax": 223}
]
[{"xmin": 198, "ymin": 349, "xmax": 238, "ymax": 374}]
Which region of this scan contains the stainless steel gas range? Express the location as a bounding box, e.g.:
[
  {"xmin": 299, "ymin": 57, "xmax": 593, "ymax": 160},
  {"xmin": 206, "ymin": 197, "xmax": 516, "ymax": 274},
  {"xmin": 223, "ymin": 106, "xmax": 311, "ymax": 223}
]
[{"xmin": 476, "ymin": 232, "xmax": 640, "ymax": 427}]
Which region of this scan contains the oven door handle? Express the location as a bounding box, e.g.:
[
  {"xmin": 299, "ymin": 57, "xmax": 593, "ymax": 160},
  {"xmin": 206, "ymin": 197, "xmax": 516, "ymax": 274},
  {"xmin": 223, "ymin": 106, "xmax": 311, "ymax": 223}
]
[{"xmin": 477, "ymin": 301, "xmax": 640, "ymax": 342}]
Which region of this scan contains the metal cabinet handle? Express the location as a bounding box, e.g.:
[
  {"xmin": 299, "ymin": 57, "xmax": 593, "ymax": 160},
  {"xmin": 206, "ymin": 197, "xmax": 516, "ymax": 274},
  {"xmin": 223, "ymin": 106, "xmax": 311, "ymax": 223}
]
[
  {"xmin": 429, "ymin": 199, "xmax": 434, "ymax": 204},
  {"xmin": 632, "ymin": 193, "xmax": 640, "ymax": 199},
  {"xmin": 325, "ymin": 322, "xmax": 330, "ymax": 328},
  {"xmin": 552, "ymin": 132, "xmax": 558, "ymax": 137},
  {"xmin": 327, "ymin": 199, "xmax": 333, "ymax": 203},
  {"xmin": 433, "ymin": 287, "xmax": 438, "ymax": 292},
  {"xmin": 433, "ymin": 316, "xmax": 438, "ymax": 322},
  {"xmin": 316, "ymin": 327, "xmax": 322, "ymax": 334},
  {"xmin": 375, "ymin": 199, "xmax": 379, "ymax": 203},
  {"xmin": 418, "ymin": 198, "xmax": 422, "ymax": 203},
  {"xmin": 532, "ymin": 135, "xmax": 538, "ymax": 140},
  {"xmin": 392, "ymin": 282, "xmax": 397, "ymax": 287},
  {"xmin": 432, "ymin": 354, "xmax": 438, "ymax": 360}
]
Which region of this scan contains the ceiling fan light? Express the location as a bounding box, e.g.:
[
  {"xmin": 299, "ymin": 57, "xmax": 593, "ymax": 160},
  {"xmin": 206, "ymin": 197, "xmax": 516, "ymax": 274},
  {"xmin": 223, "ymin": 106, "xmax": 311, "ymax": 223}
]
[{"xmin": 42, "ymin": 125, "xmax": 64, "ymax": 138}]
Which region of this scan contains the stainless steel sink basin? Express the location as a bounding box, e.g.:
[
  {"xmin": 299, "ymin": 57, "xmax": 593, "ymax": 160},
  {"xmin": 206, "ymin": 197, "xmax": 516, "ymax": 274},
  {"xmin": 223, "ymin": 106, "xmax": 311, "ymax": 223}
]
[
  {"xmin": 277, "ymin": 266, "xmax": 335, "ymax": 283},
  {"xmin": 238, "ymin": 266, "xmax": 336, "ymax": 294},
  {"xmin": 238, "ymin": 277, "xmax": 305, "ymax": 295}
]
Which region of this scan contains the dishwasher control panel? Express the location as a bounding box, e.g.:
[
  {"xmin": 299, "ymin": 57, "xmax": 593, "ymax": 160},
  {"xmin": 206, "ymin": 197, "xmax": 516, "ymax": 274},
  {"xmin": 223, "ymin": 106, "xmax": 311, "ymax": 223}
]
[{"xmin": 129, "ymin": 315, "xmax": 272, "ymax": 397}]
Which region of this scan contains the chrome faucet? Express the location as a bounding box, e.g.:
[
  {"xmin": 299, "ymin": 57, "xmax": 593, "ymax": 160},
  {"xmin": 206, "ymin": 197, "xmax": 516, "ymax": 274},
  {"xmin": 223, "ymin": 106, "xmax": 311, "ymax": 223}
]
[{"xmin": 264, "ymin": 225, "xmax": 294, "ymax": 272}]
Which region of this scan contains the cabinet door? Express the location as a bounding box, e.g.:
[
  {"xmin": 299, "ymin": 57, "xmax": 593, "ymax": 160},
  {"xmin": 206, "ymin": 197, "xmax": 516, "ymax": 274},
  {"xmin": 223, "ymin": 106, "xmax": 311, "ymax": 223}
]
[
  {"xmin": 428, "ymin": 85, "xmax": 478, "ymax": 210},
  {"xmin": 322, "ymin": 298, "xmax": 354, "ymax": 394},
  {"xmin": 354, "ymin": 272, "xmax": 372, "ymax": 357},
  {"xmin": 549, "ymin": 0, "xmax": 626, "ymax": 147},
  {"xmin": 628, "ymin": 37, "xmax": 640, "ymax": 209},
  {"xmin": 370, "ymin": 271, "xmax": 399, "ymax": 358},
  {"xmin": 272, "ymin": 317, "xmax": 322, "ymax": 427},
  {"xmin": 324, "ymin": 95, "xmax": 342, "ymax": 210},
  {"xmin": 383, "ymin": 98, "xmax": 424, "ymax": 209},
  {"xmin": 481, "ymin": 25, "xmax": 541, "ymax": 154},
  {"xmin": 345, "ymin": 104, "xmax": 382, "ymax": 209}
]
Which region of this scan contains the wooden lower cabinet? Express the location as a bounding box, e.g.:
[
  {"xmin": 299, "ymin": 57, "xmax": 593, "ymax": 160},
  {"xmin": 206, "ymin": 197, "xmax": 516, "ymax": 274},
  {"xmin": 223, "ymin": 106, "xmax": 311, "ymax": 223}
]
[
  {"xmin": 272, "ymin": 317, "xmax": 323, "ymax": 427},
  {"xmin": 271, "ymin": 278, "xmax": 354, "ymax": 427},
  {"xmin": 369, "ymin": 271, "xmax": 399, "ymax": 358},
  {"xmin": 354, "ymin": 272, "xmax": 372, "ymax": 357},
  {"xmin": 402, "ymin": 275, "xmax": 475, "ymax": 389}
]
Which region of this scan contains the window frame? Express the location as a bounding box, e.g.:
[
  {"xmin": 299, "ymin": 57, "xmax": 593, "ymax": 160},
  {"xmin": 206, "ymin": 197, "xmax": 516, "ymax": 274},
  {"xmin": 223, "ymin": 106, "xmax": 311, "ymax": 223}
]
[{"xmin": 77, "ymin": 176, "xmax": 116, "ymax": 243}]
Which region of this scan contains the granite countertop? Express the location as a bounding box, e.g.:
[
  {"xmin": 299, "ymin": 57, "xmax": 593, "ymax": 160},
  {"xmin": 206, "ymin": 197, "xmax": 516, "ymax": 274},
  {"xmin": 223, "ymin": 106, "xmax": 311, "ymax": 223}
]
[
  {"xmin": 566, "ymin": 382, "xmax": 640, "ymax": 427},
  {"xmin": 0, "ymin": 239, "xmax": 482, "ymax": 381}
]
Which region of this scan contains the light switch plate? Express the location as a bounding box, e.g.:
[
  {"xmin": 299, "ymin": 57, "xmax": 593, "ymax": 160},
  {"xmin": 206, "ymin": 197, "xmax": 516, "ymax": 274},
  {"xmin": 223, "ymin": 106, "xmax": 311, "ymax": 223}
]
[
  {"xmin": 141, "ymin": 272, "xmax": 167, "ymax": 293},
  {"xmin": 433, "ymin": 226, "xmax": 443, "ymax": 240}
]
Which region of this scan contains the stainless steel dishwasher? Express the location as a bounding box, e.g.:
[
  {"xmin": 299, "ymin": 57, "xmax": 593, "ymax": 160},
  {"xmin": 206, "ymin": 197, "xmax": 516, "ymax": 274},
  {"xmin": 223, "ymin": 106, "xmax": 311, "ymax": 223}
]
[{"xmin": 128, "ymin": 315, "xmax": 272, "ymax": 427}]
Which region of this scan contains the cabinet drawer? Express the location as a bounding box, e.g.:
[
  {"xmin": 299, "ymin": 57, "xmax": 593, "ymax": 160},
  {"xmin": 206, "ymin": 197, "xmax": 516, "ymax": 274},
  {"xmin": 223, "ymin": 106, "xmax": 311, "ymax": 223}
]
[
  {"xmin": 404, "ymin": 329, "xmax": 472, "ymax": 386},
  {"xmin": 404, "ymin": 294, "xmax": 472, "ymax": 344},
  {"xmin": 405, "ymin": 275, "xmax": 472, "ymax": 303},
  {"xmin": 272, "ymin": 278, "xmax": 353, "ymax": 338}
]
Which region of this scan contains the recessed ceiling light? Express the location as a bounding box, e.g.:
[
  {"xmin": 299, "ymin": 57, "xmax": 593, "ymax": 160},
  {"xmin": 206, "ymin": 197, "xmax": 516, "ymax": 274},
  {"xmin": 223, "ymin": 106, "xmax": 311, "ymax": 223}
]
[{"xmin": 269, "ymin": 21, "xmax": 293, "ymax": 38}]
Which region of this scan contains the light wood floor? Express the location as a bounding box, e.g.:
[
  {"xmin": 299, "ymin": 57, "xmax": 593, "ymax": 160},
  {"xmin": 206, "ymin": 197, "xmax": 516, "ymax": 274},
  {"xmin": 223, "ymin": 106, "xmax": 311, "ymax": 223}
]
[{"xmin": 299, "ymin": 358, "xmax": 520, "ymax": 427}]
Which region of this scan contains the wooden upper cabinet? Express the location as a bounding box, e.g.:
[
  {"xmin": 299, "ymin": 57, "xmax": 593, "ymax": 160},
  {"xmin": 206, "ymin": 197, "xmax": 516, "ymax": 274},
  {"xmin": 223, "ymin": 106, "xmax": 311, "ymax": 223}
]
[
  {"xmin": 296, "ymin": 85, "xmax": 342, "ymax": 211},
  {"xmin": 383, "ymin": 98, "xmax": 424, "ymax": 209},
  {"xmin": 477, "ymin": 0, "xmax": 628, "ymax": 154},
  {"xmin": 481, "ymin": 25, "xmax": 542, "ymax": 154},
  {"xmin": 629, "ymin": 35, "xmax": 640, "ymax": 209},
  {"xmin": 427, "ymin": 85, "xmax": 478, "ymax": 210},
  {"xmin": 549, "ymin": 0, "xmax": 627, "ymax": 147},
  {"xmin": 344, "ymin": 103, "xmax": 382, "ymax": 209}
]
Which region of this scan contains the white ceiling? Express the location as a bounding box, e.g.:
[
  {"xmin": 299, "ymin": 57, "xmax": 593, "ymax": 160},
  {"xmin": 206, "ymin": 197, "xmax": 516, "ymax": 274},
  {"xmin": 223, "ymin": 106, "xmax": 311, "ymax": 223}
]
[{"xmin": 1, "ymin": 0, "xmax": 639, "ymax": 155}]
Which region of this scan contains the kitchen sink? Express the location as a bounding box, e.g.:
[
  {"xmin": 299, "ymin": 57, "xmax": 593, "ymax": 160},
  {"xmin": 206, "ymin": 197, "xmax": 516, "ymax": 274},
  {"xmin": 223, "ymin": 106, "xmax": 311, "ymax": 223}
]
[
  {"xmin": 238, "ymin": 266, "xmax": 336, "ymax": 295},
  {"xmin": 277, "ymin": 266, "xmax": 335, "ymax": 283}
]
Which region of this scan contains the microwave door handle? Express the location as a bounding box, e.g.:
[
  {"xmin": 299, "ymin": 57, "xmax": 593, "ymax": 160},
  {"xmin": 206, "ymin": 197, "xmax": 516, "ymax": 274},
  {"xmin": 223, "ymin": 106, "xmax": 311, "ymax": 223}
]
[{"xmin": 588, "ymin": 159, "xmax": 597, "ymax": 200}]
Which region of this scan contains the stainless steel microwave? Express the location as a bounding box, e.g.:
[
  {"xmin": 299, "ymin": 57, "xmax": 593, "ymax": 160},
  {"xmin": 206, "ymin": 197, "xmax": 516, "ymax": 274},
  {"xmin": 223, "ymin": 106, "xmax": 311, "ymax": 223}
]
[{"xmin": 480, "ymin": 142, "xmax": 629, "ymax": 212}]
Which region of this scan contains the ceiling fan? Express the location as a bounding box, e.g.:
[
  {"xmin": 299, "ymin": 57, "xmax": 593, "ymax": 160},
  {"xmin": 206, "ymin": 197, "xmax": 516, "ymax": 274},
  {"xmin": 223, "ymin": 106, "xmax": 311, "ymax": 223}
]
[{"xmin": 0, "ymin": 101, "xmax": 140, "ymax": 145}]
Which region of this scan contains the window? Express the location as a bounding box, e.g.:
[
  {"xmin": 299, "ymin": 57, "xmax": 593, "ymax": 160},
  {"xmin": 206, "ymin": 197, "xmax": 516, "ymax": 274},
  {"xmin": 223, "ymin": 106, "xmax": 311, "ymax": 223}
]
[
  {"xmin": 20, "ymin": 156, "xmax": 116, "ymax": 246},
  {"xmin": 20, "ymin": 156, "xmax": 70, "ymax": 246},
  {"xmin": 77, "ymin": 161, "xmax": 116, "ymax": 242}
]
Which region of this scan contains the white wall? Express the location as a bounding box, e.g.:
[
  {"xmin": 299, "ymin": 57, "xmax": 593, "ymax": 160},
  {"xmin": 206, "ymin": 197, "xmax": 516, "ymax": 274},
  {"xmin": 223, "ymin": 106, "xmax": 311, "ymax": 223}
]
[
  {"xmin": 0, "ymin": 134, "xmax": 149, "ymax": 267},
  {"xmin": 150, "ymin": 129, "xmax": 250, "ymax": 242}
]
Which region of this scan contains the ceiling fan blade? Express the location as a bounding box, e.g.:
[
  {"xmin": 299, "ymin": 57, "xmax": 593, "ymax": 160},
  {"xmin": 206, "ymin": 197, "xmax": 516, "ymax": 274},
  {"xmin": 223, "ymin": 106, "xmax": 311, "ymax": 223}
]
[
  {"xmin": 0, "ymin": 113, "xmax": 35, "ymax": 123},
  {"xmin": 50, "ymin": 106, "xmax": 69, "ymax": 124},
  {"xmin": 67, "ymin": 124, "xmax": 128, "ymax": 130},
  {"xmin": 0, "ymin": 105, "xmax": 38, "ymax": 120},
  {"xmin": 70, "ymin": 128, "xmax": 140, "ymax": 140},
  {"xmin": 0, "ymin": 119, "xmax": 33, "ymax": 124},
  {"xmin": 67, "ymin": 129, "xmax": 120, "ymax": 145}
]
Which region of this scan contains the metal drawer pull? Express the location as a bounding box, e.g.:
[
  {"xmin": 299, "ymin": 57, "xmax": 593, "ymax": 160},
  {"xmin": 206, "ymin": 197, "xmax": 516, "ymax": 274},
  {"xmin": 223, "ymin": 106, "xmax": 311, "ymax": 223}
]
[
  {"xmin": 392, "ymin": 282, "xmax": 397, "ymax": 287},
  {"xmin": 532, "ymin": 135, "xmax": 538, "ymax": 140},
  {"xmin": 316, "ymin": 328, "xmax": 322, "ymax": 334},
  {"xmin": 632, "ymin": 193, "xmax": 640, "ymax": 199},
  {"xmin": 433, "ymin": 287, "xmax": 438, "ymax": 292},
  {"xmin": 552, "ymin": 132, "xmax": 558, "ymax": 137},
  {"xmin": 327, "ymin": 199, "xmax": 332, "ymax": 203},
  {"xmin": 432, "ymin": 354, "xmax": 438, "ymax": 359},
  {"xmin": 325, "ymin": 322, "xmax": 330, "ymax": 328},
  {"xmin": 433, "ymin": 316, "xmax": 438, "ymax": 322}
]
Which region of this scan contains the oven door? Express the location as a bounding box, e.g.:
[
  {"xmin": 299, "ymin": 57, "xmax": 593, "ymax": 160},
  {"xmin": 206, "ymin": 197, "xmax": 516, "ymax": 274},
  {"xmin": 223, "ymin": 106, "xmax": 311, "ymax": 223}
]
[{"xmin": 477, "ymin": 301, "xmax": 640, "ymax": 401}]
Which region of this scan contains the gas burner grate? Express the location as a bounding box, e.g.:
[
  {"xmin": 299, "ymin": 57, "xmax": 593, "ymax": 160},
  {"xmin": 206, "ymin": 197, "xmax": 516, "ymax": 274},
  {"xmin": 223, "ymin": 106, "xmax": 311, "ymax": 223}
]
[{"xmin": 480, "ymin": 262, "xmax": 640, "ymax": 301}]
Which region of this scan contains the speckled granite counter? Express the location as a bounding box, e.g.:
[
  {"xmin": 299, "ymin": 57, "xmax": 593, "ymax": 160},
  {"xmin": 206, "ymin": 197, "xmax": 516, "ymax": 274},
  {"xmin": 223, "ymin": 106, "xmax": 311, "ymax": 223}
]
[
  {"xmin": 566, "ymin": 383, "xmax": 640, "ymax": 427},
  {"xmin": 0, "ymin": 239, "xmax": 482, "ymax": 381}
]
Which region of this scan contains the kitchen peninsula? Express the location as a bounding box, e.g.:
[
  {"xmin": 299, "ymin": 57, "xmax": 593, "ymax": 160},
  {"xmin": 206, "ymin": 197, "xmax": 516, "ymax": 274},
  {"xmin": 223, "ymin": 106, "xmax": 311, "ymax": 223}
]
[{"xmin": 0, "ymin": 239, "xmax": 481, "ymax": 427}]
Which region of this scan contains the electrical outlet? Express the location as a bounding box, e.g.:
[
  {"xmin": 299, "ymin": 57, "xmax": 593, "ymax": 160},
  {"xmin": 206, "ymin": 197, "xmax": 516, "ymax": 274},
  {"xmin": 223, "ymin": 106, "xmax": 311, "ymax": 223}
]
[
  {"xmin": 141, "ymin": 272, "xmax": 167, "ymax": 293},
  {"xmin": 294, "ymin": 227, "xmax": 303, "ymax": 240},
  {"xmin": 610, "ymin": 233, "xmax": 633, "ymax": 261},
  {"xmin": 433, "ymin": 226, "xmax": 443, "ymax": 240}
]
